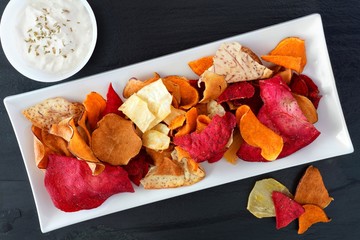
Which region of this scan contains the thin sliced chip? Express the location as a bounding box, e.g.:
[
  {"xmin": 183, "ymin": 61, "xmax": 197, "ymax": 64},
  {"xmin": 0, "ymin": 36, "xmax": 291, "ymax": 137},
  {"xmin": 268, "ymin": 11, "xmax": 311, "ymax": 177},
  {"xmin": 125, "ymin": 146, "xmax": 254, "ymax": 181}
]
[
  {"xmin": 169, "ymin": 114, "xmax": 186, "ymax": 130},
  {"xmin": 213, "ymin": 42, "xmax": 273, "ymax": 83},
  {"xmin": 163, "ymin": 106, "xmax": 186, "ymax": 126},
  {"xmin": 118, "ymin": 94, "xmax": 156, "ymax": 133},
  {"xmin": 173, "ymin": 112, "xmax": 236, "ymax": 163},
  {"xmin": 77, "ymin": 111, "xmax": 91, "ymax": 145},
  {"xmin": 298, "ymin": 204, "xmax": 331, "ymax": 234},
  {"xmin": 32, "ymin": 125, "xmax": 53, "ymax": 169},
  {"xmin": 236, "ymin": 105, "xmax": 283, "ymax": 161},
  {"xmin": 101, "ymin": 83, "xmax": 124, "ymax": 117},
  {"xmin": 247, "ymin": 178, "xmax": 292, "ymax": 218},
  {"xmin": 91, "ymin": 114, "xmax": 142, "ymax": 166},
  {"xmin": 142, "ymin": 129, "xmax": 170, "ymax": 151},
  {"xmin": 41, "ymin": 129, "xmax": 72, "ymax": 157},
  {"xmin": 223, "ymin": 130, "xmax": 242, "ymax": 164},
  {"xmin": 146, "ymin": 147, "xmax": 173, "ymax": 166},
  {"xmin": 152, "ymin": 123, "xmax": 170, "ymax": 135},
  {"xmin": 141, "ymin": 157, "xmax": 185, "ymax": 189},
  {"xmin": 162, "ymin": 76, "xmax": 199, "ymax": 110},
  {"xmin": 83, "ymin": 92, "xmax": 106, "ymax": 131},
  {"xmin": 196, "ymin": 114, "xmax": 211, "ymax": 133},
  {"xmin": 261, "ymin": 55, "xmax": 302, "ymax": 73},
  {"xmin": 294, "ymin": 165, "xmax": 333, "ymax": 208},
  {"xmin": 272, "ymin": 191, "xmax": 305, "ymax": 229},
  {"xmin": 123, "ymin": 73, "xmax": 161, "ymax": 98},
  {"xmin": 22, "ymin": 97, "xmax": 84, "ymax": 130},
  {"xmin": 267, "ymin": 37, "xmax": 307, "ymax": 73},
  {"xmin": 188, "ymin": 56, "xmax": 214, "ymax": 76},
  {"xmin": 275, "ymin": 68, "xmax": 293, "ymax": 85},
  {"xmin": 217, "ymin": 81, "xmax": 255, "ymax": 104},
  {"xmin": 67, "ymin": 118, "xmax": 105, "ymax": 175},
  {"xmin": 122, "ymin": 151, "xmax": 150, "ymax": 186},
  {"xmin": 207, "ymin": 100, "xmax": 226, "ymax": 118},
  {"xmin": 292, "ymin": 93, "xmax": 318, "ymax": 124},
  {"xmin": 199, "ymin": 70, "xmax": 227, "ymax": 103},
  {"xmin": 175, "ymin": 107, "xmax": 198, "ymax": 137},
  {"xmin": 44, "ymin": 154, "xmax": 134, "ymax": 212}
]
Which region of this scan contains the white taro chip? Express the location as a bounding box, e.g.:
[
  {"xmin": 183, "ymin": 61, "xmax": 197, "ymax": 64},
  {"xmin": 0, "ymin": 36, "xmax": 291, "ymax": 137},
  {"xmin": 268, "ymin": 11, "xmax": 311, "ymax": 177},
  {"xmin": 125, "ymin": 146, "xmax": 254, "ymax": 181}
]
[
  {"xmin": 247, "ymin": 178, "xmax": 293, "ymax": 218},
  {"xmin": 119, "ymin": 79, "xmax": 172, "ymax": 132},
  {"xmin": 142, "ymin": 129, "xmax": 170, "ymax": 151}
]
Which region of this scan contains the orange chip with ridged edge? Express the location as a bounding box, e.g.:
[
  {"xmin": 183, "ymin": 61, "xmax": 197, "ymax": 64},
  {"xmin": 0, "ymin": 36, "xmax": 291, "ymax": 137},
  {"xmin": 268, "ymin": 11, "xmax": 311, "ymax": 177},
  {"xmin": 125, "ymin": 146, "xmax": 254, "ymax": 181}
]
[
  {"xmin": 175, "ymin": 107, "xmax": 198, "ymax": 137},
  {"xmin": 163, "ymin": 76, "xmax": 199, "ymax": 110},
  {"xmin": 261, "ymin": 37, "xmax": 307, "ymax": 73},
  {"xmin": 83, "ymin": 92, "xmax": 106, "ymax": 131},
  {"xmin": 294, "ymin": 165, "xmax": 333, "ymax": 208},
  {"xmin": 188, "ymin": 56, "xmax": 213, "ymax": 76},
  {"xmin": 298, "ymin": 204, "xmax": 331, "ymax": 234}
]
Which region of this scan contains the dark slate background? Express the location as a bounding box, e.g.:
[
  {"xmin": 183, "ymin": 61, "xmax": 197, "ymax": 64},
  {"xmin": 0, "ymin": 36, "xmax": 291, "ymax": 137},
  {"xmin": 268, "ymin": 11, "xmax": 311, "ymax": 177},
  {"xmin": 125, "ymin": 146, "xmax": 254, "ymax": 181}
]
[{"xmin": 0, "ymin": 0, "xmax": 359, "ymax": 239}]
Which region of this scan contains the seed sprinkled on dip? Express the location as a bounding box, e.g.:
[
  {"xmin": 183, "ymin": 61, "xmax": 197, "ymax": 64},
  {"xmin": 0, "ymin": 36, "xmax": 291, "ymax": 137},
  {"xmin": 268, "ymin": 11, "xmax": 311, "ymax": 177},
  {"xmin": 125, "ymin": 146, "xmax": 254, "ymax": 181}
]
[{"xmin": 18, "ymin": 0, "xmax": 93, "ymax": 73}]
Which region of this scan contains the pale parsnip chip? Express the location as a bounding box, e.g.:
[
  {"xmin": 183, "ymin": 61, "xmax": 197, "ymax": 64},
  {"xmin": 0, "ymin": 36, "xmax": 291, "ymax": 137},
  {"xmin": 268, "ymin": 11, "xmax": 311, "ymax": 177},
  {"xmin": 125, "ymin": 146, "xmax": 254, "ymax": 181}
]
[
  {"xmin": 142, "ymin": 129, "xmax": 170, "ymax": 150},
  {"xmin": 119, "ymin": 79, "xmax": 172, "ymax": 132},
  {"xmin": 119, "ymin": 94, "xmax": 156, "ymax": 133}
]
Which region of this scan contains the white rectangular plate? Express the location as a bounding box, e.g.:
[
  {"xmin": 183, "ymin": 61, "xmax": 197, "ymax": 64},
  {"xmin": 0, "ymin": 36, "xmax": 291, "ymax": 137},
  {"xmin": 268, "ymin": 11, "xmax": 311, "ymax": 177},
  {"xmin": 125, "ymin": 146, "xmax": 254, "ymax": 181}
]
[{"xmin": 4, "ymin": 13, "xmax": 353, "ymax": 233}]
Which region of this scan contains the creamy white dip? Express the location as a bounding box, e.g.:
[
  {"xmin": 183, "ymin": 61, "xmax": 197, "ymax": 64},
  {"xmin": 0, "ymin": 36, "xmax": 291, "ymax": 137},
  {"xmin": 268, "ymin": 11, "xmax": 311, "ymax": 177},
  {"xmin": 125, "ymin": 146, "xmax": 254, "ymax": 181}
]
[{"xmin": 18, "ymin": 0, "xmax": 93, "ymax": 73}]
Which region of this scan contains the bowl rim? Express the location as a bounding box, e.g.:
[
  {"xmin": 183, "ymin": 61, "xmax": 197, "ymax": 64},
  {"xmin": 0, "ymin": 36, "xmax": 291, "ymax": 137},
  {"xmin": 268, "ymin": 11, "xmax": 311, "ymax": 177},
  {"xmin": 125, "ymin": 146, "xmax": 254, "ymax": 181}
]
[{"xmin": 0, "ymin": 0, "xmax": 98, "ymax": 82}]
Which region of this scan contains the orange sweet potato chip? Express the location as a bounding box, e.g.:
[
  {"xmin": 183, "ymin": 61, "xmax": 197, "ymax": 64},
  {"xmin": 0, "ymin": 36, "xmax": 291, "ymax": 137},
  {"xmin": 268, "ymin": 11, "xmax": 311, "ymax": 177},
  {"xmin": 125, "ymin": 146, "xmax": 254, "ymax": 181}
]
[
  {"xmin": 41, "ymin": 129, "xmax": 72, "ymax": 157},
  {"xmin": 175, "ymin": 107, "xmax": 198, "ymax": 137},
  {"xmin": 262, "ymin": 37, "xmax": 307, "ymax": 73},
  {"xmin": 188, "ymin": 56, "xmax": 214, "ymax": 76},
  {"xmin": 199, "ymin": 70, "xmax": 227, "ymax": 103},
  {"xmin": 294, "ymin": 165, "xmax": 333, "ymax": 208},
  {"xmin": 123, "ymin": 73, "xmax": 161, "ymax": 99},
  {"xmin": 169, "ymin": 114, "xmax": 186, "ymax": 130},
  {"xmin": 292, "ymin": 93, "xmax": 318, "ymax": 124},
  {"xmin": 162, "ymin": 76, "xmax": 199, "ymax": 110},
  {"xmin": 261, "ymin": 55, "xmax": 302, "ymax": 73},
  {"xmin": 223, "ymin": 130, "xmax": 243, "ymax": 164},
  {"xmin": 236, "ymin": 105, "xmax": 283, "ymax": 161},
  {"xmin": 298, "ymin": 204, "xmax": 331, "ymax": 234},
  {"xmin": 83, "ymin": 92, "xmax": 106, "ymax": 131},
  {"xmin": 77, "ymin": 111, "xmax": 91, "ymax": 145},
  {"xmin": 32, "ymin": 125, "xmax": 53, "ymax": 169},
  {"xmin": 196, "ymin": 114, "xmax": 211, "ymax": 133}
]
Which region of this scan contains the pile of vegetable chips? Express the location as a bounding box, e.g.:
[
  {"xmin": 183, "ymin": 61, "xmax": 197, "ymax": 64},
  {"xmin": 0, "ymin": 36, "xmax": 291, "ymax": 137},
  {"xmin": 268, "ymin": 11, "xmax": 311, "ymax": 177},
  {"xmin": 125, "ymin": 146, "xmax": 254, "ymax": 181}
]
[{"xmin": 21, "ymin": 35, "xmax": 327, "ymax": 222}]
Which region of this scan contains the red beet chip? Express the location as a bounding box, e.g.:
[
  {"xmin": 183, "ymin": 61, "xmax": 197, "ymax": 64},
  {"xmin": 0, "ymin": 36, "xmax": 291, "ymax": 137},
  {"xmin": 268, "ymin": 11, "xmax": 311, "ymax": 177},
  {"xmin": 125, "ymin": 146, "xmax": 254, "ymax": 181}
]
[
  {"xmin": 123, "ymin": 151, "xmax": 150, "ymax": 186},
  {"xmin": 44, "ymin": 154, "xmax": 134, "ymax": 212},
  {"xmin": 299, "ymin": 74, "xmax": 322, "ymax": 109},
  {"xmin": 272, "ymin": 191, "xmax": 305, "ymax": 229},
  {"xmin": 290, "ymin": 74, "xmax": 322, "ymax": 109},
  {"xmin": 173, "ymin": 112, "xmax": 236, "ymax": 163},
  {"xmin": 290, "ymin": 74, "xmax": 309, "ymax": 96},
  {"xmin": 217, "ymin": 81, "xmax": 255, "ymax": 103},
  {"xmin": 101, "ymin": 83, "xmax": 124, "ymax": 117},
  {"xmin": 232, "ymin": 83, "xmax": 263, "ymax": 115},
  {"xmin": 237, "ymin": 76, "xmax": 320, "ymax": 162}
]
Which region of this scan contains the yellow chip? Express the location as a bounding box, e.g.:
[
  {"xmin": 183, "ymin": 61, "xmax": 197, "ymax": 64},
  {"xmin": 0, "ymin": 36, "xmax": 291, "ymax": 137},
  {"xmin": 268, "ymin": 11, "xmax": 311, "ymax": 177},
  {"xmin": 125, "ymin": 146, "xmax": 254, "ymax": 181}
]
[
  {"xmin": 118, "ymin": 94, "xmax": 156, "ymax": 133},
  {"xmin": 142, "ymin": 129, "xmax": 170, "ymax": 151},
  {"xmin": 119, "ymin": 79, "xmax": 172, "ymax": 132},
  {"xmin": 247, "ymin": 178, "xmax": 292, "ymax": 218}
]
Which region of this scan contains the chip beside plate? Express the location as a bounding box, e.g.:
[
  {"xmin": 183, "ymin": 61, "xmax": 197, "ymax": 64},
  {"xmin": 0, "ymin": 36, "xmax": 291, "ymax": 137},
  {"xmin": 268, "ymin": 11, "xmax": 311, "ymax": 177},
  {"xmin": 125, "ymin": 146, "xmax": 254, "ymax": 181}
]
[{"xmin": 3, "ymin": 14, "xmax": 353, "ymax": 233}]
